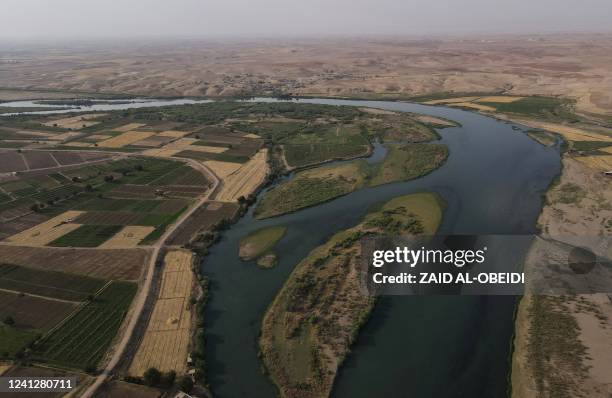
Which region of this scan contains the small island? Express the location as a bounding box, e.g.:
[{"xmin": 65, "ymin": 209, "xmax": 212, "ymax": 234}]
[{"xmin": 239, "ymin": 226, "xmax": 287, "ymax": 267}]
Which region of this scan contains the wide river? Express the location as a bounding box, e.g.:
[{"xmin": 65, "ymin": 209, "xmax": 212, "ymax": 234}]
[{"xmin": 2, "ymin": 97, "xmax": 561, "ymax": 397}]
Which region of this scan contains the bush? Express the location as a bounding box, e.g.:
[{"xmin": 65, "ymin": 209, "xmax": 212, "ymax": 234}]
[
  {"xmin": 161, "ymin": 370, "xmax": 176, "ymax": 388},
  {"xmin": 3, "ymin": 316, "xmax": 15, "ymax": 326},
  {"xmin": 143, "ymin": 367, "xmax": 161, "ymax": 386},
  {"xmin": 179, "ymin": 375, "xmax": 194, "ymax": 393}
]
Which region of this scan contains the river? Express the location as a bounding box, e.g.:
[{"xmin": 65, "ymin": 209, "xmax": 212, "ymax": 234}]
[{"xmin": 2, "ymin": 97, "xmax": 561, "ymax": 397}]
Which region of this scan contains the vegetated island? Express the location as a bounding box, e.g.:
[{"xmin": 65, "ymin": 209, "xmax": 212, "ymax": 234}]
[
  {"xmin": 254, "ymin": 143, "xmax": 448, "ymax": 219},
  {"xmin": 239, "ymin": 226, "xmax": 287, "ymax": 268},
  {"xmin": 260, "ymin": 192, "xmax": 445, "ymax": 398}
]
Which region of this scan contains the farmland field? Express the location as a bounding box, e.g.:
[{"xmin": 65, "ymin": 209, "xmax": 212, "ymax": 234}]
[
  {"xmin": 168, "ymin": 201, "xmax": 239, "ymax": 246},
  {"xmin": 0, "ymin": 291, "xmax": 77, "ymax": 331},
  {"xmin": 32, "ymin": 281, "xmax": 137, "ymax": 369},
  {"xmin": 0, "ymin": 245, "xmax": 148, "ymax": 280},
  {"xmin": 48, "ymin": 224, "xmax": 123, "ymax": 247},
  {"xmin": 0, "ymin": 264, "xmax": 106, "ymax": 301},
  {"xmin": 129, "ymin": 250, "xmax": 193, "ymax": 376}
]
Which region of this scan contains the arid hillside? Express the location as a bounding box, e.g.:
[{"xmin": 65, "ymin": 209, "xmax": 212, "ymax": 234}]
[{"xmin": 1, "ymin": 34, "xmax": 612, "ymax": 115}]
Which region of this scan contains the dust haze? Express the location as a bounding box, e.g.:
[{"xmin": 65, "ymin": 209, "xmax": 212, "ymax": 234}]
[{"xmin": 2, "ymin": 0, "xmax": 612, "ymax": 39}]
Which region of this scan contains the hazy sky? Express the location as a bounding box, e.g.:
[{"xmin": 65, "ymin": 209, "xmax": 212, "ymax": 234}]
[{"xmin": 2, "ymin": 0, "xmax": 611, "ymax": 40}]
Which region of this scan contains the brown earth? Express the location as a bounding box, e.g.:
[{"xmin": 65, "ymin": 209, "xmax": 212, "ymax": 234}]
[
  {"xmin": 0, "ymin": 245, "xmax": 150, "ymax": 280},
  {"xmin": 2, "ymin": 34, "xmax": 612, "ymax": 115}
]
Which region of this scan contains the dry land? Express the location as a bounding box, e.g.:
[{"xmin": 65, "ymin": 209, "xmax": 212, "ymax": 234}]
[{"xmin": 3, "ymin": 34, "xmax": 612, "ymax": 116}]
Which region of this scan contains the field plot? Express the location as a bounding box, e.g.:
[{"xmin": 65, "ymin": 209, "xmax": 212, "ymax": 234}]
[
  {"xmin": 449, "ymin": 102, "xmax": 497, "ymax": 112},
  {"xmin": 99, "ymin": 226, "xmax": 155, "ymax": 248},
  {"xmin": 95, "ymin": 381, "xmax": 161, "ymax": 398},
  {"xmin": 129, "ymin": 250, "xmax": 193, "ymax": 376},
  {"xmin": 98, "ymin": 131, "xmax": 156, "ymax": 148},
  {"xmin": 0, "ymin": 151, "xmax": 27, "ymax": 172},
  {"xmin": 3, "ymin": 210, "xmax": 83, "ymax": 247},
  {"xmin": 0, "ymin": 212, "xmax": 49, "ymax": 240},
  {"xmin": 43, "ymin": 114, "xmax": 106, "ymax": 130},
  {"xmin": 575, "ymin": 155, "xmax": 612, "ymax": 172},
  {"xmin": 48, "ymin": 224, "xmax": 123, "ymax": 247},
  {"xmin": 22, "ymin": 151, "xmax": 58, "ymax": 169},
  {"xmin": 215, "ymin": 149, "xmax": 269, "ymax": 202},
  {"xmin": 0, "ymin": 264, "xmax": 106, "ymax": 301},
  {"xmin": 0, "ymin": 245, "xmax": 148, "ymax": 280},
  {"xmin": 168, "ymin": 201, "xmax": 239, "ymax": 245},
  {"xmin": 114, "ymin": 123, "xmax": 146, "ymax": 132},
  {"xmin": 33, "ymin": 281, "xmax": 137, "ymax": 369},
  {"xmin": 0, "ymin": 291, "xmax": 77, "ymax": 331}
]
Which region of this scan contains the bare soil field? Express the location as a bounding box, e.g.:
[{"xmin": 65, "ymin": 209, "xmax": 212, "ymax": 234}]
[
  {"xmin": 168, "ymin": 201, "xmax": 238, "ymax": 246},
  {"xmin": 94, "ymin": 381, "xmax": 161, "ymax": 398},
  {"xmin": 0, "ymin": 245, "xmax": 149, "ymax": 280},
  {"xmin": 129, "ymin": 250, "xmax": 194, "ymax": 376},
  {"xmin": 0, "ymin": 151, "xmax": 27, "ymax": 172},
  {"xmin": 0, "ymin": 290, "xmax": 77, "ymax": 330},
  {"xmin": 4, "ymin": 35, "xmax": 611, "ymax": 114}
]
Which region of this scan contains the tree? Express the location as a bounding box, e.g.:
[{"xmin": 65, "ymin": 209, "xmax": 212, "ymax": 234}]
[
  {"xmin": 143, "ymin": 367, "xmax": 161, "ymax": 386},
  {"xmin": 178, "ymin": 375, "xmax": 194, "ymax": 393},
  {"xmin": 160, "ymin": 370, "xmax": 176, "ymax": 387}
]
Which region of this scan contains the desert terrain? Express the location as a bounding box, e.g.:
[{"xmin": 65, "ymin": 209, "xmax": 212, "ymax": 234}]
[{"xmin": 1, "ymin": 34, "xmax": 612, "ymax": 116}]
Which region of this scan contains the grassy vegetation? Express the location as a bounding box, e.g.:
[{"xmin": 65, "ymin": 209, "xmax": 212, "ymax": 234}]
[
  {"xmin": 0, "ymin": 264, "xmax": 106, "ymax": 301},
  {"xmin": 32, "ymin": 281, "xmax": 137, "ymax": 370},
  {"xmin": 239, "ymin": 226, "xmax": 287, "ymax": 262},
  {"xmin": 571, "ymin": 140, "xmax": 612, "ymax": 153},
  {"xmin": 0, "ymin": 325, "xmax": 39, "ymax": 358},
  {"xmin": 260, "ymin": 192, "xmax": 444, "ymax": 397},
  {"xmin": 527, "ymin": 295, "xmax": 588, "ymax": 398},
  {"xmin": 255, "ymin": 143, "xmax": 448, "ymax": 219},
  {"xmin": 48, "ymin": 225, "xmax": 122, "ymax": 247},
  {"xmin": 526, "ymin": 130, "xmax": 557, "ymax": 147},
  {"xmin": 368, "ymin": 143, "xmax": 448, "ymax": 186},
  {"xmin": 482, "ymin": 96, "xmax": 577, "ymax": 121},
  {"xmin": 555, "ymin": 183, "xmax": 586, "ymax": 205}
]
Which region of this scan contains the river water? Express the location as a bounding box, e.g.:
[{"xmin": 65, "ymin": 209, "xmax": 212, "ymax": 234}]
[{"xmin": 2, "ymin": 97, "xmax": 561, "ymax": 397}]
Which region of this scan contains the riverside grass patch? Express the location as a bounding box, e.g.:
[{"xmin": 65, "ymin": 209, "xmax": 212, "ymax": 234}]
[{"xmin": 255, "ymin": 143, "xmax": 448, "ymax": 219}]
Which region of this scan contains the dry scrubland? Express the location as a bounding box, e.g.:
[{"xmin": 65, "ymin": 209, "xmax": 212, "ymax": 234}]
[
  {"xmin": 2, "ymin": 34, "xmax": 612, "ymax": 115},
  {"xmin": 130, "ymin": 250, "xmax": 194, "ymax": 376},
  {"xmin": 511, "ymin": 126, "xmax": 612, "ymax": 396}
]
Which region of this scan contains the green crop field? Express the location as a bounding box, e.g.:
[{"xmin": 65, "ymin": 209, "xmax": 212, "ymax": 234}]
[
  {"xmin": 0, "ymin": 264, "xmax": 106, "ymax": 302},
  {"xmin": 48, "ymin": 225, "xmax": 122, "ymax": 247},
  {"xmin": 32, "ymin": 281, "xmax": 137, "ymax": 369},
  {"xmin": 0, "ymin": 325, "xmax": 39, "ymax": 358},
  {"xmin": 75, "ymin": 197, "xmax": 162, "ymax": 212}
]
